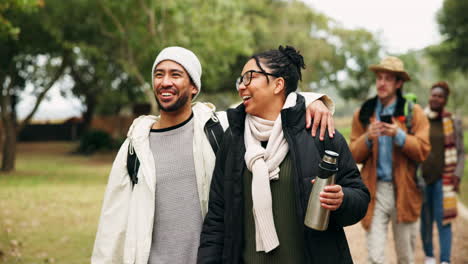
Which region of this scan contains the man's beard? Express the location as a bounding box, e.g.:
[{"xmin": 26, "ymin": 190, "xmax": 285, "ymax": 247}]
[{"xmin": 155, "ymin": 89, "xmax": 191, "ymax": 112}]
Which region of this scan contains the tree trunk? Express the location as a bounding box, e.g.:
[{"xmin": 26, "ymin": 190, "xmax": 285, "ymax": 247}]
[
  {"xmin": 1, "ymin": 117, "xmax": 17, "ymax": 172},
  {"xmin": 82, "ymin": 95, "xmax": 97, "ymax": 133},
  {"xmin": 0, "ymin": 92, "xmax": 17, "ymax": 172}
]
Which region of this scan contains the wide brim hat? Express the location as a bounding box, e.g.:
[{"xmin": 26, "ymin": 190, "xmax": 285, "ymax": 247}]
[{"xmin": 369, "ymin": 56, "xmax": 411, "ymax": 81}]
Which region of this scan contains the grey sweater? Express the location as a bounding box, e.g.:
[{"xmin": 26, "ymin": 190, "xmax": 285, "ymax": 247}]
[{"xmin": 148, "ymin": 116, "xmax": 202, "ymax": 264}]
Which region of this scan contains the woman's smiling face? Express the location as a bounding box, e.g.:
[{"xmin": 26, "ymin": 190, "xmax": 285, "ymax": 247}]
[{"xmin": 237, "ymin": 59, "xmax": 281, "ymax": 120}]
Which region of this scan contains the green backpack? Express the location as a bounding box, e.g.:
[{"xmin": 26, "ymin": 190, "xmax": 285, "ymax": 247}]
[
  {"xmin": 403, "ymin": 93, "xmax": 417, "ymax": 134},
  {"xmin": 403, "ymin": 93, "xmax": 425, "ymax": 192}
]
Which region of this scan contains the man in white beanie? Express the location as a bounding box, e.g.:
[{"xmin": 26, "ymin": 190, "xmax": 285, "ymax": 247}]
[{"xmin": 91, "ymin": 46, "xmax": 335, "ymax": 264}]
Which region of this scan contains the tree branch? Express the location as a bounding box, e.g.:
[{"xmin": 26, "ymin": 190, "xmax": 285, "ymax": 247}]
[
  {"xmin": 98, "ymin": 0, "xmax": 126, "ymax": 36},
  {"xmin": 17, "ymin": 57, "xmax": 67, "ymax": 133},
  {"xmin": 138, "ymin": 0, "xmax": 157, "ymax": 37},
  {"xmin": 97, "ymin": 16, "xmax": 118, "ymax": 40}
]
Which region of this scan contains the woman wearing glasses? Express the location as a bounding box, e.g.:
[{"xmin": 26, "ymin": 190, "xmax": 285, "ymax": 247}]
[{"xmin": 197, "ymin": 46, "xmax": 370, "ymax": 264}]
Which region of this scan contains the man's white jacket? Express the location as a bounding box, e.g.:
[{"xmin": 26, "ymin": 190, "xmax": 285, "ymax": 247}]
[
  {"xmin": 91, "ymin": 93, "xmax": 331, "ymax": 264},
  {"xmin": 91, "ymin": 102, "xmax": 228, "ymax": 264}
]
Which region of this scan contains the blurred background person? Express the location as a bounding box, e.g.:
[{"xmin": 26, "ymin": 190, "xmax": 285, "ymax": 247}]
[
  {"xmin": 420, "ymin": 81, "xmax": 465, "ymax": 264},
  {"xmin": 349, "ymin": 56, "xmax": 430, "ymax": 264}
]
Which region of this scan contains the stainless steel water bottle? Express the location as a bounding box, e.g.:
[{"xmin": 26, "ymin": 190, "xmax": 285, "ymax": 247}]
[{"xmin": 304, "ymin": 150, "xmax": 339, "ymax": 231}]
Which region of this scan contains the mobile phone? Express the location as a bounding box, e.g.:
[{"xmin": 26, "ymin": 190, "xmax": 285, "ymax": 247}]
[{"xmin": 379, "ymin": 114, "xmax": 393, "ymax": 124}]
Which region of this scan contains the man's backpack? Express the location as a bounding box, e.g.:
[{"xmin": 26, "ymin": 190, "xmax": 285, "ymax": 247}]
[
  {"xmin": 402, "ymin": 93, "xmax": 426, "ymax": 193},
  {"xmin": 403, "ymin": 93, "xmax": 417, "ymax": 134},
  {"xmin": 126, "ymin": 113, "xmax": 224, "ymax": 187}
]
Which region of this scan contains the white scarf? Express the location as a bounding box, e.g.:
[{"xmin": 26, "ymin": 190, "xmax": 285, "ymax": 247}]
[{"xmin": 244, "ymin": 92, "xmax": 297, "ymax": 252}]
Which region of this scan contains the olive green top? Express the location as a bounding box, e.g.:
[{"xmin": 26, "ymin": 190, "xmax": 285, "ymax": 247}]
[
  {"xmin": 422, "ymin": 117, "xmax": 445, "ymax": 184},
  {"xmin": 242, "ymin": 153, "xmax": 306, "ymax": 264}
]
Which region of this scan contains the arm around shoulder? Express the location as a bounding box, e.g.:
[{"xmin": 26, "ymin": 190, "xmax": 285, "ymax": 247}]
[{"xmin": 300, "ymin": 92, "xmax": 335, "ymax": 114}]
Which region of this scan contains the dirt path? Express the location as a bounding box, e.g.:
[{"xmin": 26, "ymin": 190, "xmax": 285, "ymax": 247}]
[{"xmin": 345, "ymin": 202, "xmax": 468, "ymax": 263}]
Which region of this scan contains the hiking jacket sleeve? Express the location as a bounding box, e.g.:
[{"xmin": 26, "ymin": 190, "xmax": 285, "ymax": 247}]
[
  {"xmin": 349, "ymin": 110, "xmax": 372, "ymax": 163},
  {"xmin": 91, "ymin": 139, "xmax": 132, "ymax": 264},
  {"xmin": 197, "ymin": 130, "xmax": 231, "ymax": 264}
]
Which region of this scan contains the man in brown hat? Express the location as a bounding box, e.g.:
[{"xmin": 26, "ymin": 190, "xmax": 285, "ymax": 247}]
[{"xmin": 349, "ymin": 56, "xmax": 430, "ymax": 264}]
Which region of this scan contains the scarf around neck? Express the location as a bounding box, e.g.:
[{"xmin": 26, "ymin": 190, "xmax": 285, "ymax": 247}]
[
  {"xmin": 424, "ymin": 107, "xmax": 458, "ymax": 224},
  {"xmin": 244, "ymin": 92, "xmax": 297, "ymax": 252}
]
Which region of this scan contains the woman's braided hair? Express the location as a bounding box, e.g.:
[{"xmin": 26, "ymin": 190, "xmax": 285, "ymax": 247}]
[{"xmin": 251, "ymin": 45, "xmax": 306, "ymax": 95}]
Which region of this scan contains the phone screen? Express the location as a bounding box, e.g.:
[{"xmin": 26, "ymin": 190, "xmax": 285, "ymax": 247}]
[{"xmin": 379, "ymin": 114, "xmax": 393, "ymax": 123}]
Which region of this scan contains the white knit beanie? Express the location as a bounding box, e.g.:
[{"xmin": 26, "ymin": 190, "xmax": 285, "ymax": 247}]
[{"xmin": 152, "ymin": 46, "xmax": 202, "ymax": 99}]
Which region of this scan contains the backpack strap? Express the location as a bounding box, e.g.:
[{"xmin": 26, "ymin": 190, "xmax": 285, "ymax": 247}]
[
  {"xmin": 405, "ymin": 100, "xmax": 414, "ymax": 134},
  {"xmin": 204, "ymin": 112, "xmax": 224, "ymax": 154},
  {"xmin": 403, "ymin": 100, "xmax": 425, "ymax": 192},
  {"xmin": 127, "ymin": 141, "xmax": 139, "ymax": 188}
]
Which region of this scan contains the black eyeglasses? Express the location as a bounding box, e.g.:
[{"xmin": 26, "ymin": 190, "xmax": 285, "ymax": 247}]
[{"xmin": 236, "ymin": 70, "xmax": 279, "ymax": 88}]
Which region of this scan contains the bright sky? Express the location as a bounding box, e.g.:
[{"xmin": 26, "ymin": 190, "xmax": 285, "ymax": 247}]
[
  {"xmin": 18, "ymin": 0, "xmax": 445, "ymax": 121},
  {"xmin": 304, "ymin": 0, "xmax": 444, "ymax": 54}
]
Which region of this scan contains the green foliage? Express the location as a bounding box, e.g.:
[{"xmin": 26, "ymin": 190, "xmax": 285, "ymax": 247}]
[
  {"xmin": 0, "ymin": 0, "xmax": 41, "ymax": 40},
  {"xmin": 331, "ymin": 28, "xmax": 383, "ymax": 100},
  {"xmin": 429, "ymin": 0, "xmax": 468, "ymax": 73},
  {"xmin": 461, "ymin": 130, "xmax": 468, "ymax": 207},
  {"xmin": 397, "ymin": 51, "xmax": 433, "ymax": 105},
  {"xmin": 439, "ymin": 71, "xmax": 468, "ymax": 116},
  {"xmin": 403, "ymin": 49, "xmax": 468, "ymax": 115},
  {"xmin": 77, "ymin": 130, "xmax": 116, "ymax": 154},
  {"xmin": 4, "ymin": 0, "xmax": 388, "ymax": 113},
  {"xmin": 85, "ymin": 0, "xmax": 385, "ymax": 102},
  {"xmin": 464, "ymin": 130, "xmax": 468, "ymax": 154},
  {"xmin": 94, "ymin": 0, "xmax": 253, "ymax": 94}
]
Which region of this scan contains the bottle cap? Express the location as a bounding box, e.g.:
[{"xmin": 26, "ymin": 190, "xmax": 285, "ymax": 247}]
[
  {"xmin": 323, "ymin": 150, "xmax": 338, "ymax": 165},
  {"xmin": 319, "ymin": 150, "xmax": 339, "ymax": 173}
]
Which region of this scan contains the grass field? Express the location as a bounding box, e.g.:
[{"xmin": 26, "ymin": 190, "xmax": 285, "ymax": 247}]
[
  {"xmin": 0, "ymin": 142, "xmax": 114, "ymax": 263},
  {"xmin": 0, "ymin": 126, "xmax": 467, "ymax": 263}
]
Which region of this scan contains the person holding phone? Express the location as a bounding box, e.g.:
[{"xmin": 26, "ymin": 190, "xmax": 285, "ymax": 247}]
[
  {"xmin": 379, "ymin": 114, "xmax": 392, "ymax": 124},
  {"xmin": 349, "ymin": 56, "xmax": 430, "ymax": 264}
]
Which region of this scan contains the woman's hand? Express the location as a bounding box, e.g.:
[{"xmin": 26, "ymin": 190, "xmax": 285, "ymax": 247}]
[
  {"xmin": 319, "ymin": 184, "xmax": 344, "ymax": 211},
  {"xmin": 311, "ymin": 179, "xmax": 344, "ymax": 211}
]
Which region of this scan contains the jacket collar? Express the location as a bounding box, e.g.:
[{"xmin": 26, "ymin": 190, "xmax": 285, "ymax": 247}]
[
  {"xmin": 127, "ymin": 102, "xmax": 216, "ymax": 146},
  {"xmin": 127, "ymin": 115, "xmax": 158, "ymax": 146},
  {"xmin": 227, "ymin": 93, "xmax": 306, "ymax": 136},
  {"xmin": 358, "ymin": 95, "xmax": 406, "ymax": 127}
]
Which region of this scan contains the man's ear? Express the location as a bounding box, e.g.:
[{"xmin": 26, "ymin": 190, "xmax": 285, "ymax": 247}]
[
  {"xmin": 396, "ymin": 80, "xmax": 403, "ymax": 90},
  {"xmin": 191, "ymin": 85, "xmax": 198, "ymax": 96},
  {"xmin": 273, "ymin": 77, "xmax": 285, "ymax": 95}
]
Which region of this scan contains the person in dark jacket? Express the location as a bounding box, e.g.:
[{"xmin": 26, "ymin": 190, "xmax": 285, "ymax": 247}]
[{"xmin": 197, "ymin": 45, "xmax": 370, "ymax": 264}]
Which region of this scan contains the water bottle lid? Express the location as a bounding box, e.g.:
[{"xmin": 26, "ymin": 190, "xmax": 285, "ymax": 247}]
[
  {"xmin": 319, "ymin": 150, "xmax": 339, "ymax": 173},
  {"xmin": 323, "ymin": 150, "xmax": 339, "ymax": 165}
]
